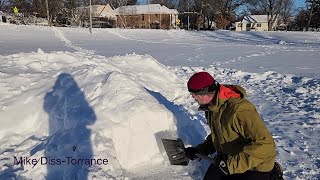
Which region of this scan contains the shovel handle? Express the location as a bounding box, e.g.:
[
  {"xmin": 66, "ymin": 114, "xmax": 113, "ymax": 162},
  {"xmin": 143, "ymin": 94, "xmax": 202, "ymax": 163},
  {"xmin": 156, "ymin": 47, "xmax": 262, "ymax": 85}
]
[{"xmin": 195, "ymin": 153, "xmax": 216, "ymax": 164}]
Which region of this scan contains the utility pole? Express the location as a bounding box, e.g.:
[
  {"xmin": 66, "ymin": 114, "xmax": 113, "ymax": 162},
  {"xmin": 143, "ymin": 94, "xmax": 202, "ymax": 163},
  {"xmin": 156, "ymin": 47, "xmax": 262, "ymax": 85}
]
[
  {"xmin": 148, "ymin": 0, "xmax": 151, "ymax": 29},
  {"xmin": 160, "ymin": 5, "xmax": 161, "ymax": 29},
  {"xmin": 187, "ymin": 0, "xmax": 190, "ymax": 30},
  {"xmin": 46, "ymin": 0, "xmax": 50, "ymax": 26},
  {"xmin": 89, "ymin": 0, "xmax": 92, "ymax": 34}
]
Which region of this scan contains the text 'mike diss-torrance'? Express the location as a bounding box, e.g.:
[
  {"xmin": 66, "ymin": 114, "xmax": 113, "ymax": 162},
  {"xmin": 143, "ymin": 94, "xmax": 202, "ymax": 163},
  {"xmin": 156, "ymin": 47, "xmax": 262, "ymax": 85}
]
[{"xmin": 13, "ymin": 156, "xmax": 109, "ymax": 168}]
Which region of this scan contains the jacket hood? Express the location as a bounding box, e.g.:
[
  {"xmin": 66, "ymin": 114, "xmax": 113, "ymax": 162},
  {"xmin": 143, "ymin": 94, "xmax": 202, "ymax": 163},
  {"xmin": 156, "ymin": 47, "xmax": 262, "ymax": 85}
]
[
  {"xmin": 199, "ymin": 84, "xmax": 247, "ymax": 111},
  {"xmin": 224, "ymin": 85, "xmax": 247, "ymax": 98}
]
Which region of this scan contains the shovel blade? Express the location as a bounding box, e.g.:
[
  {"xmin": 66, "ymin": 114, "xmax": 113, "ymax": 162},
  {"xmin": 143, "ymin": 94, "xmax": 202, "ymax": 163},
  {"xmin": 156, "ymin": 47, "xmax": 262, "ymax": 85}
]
[{"xmin": 161, "ymin": 138, "xmax": 189, "ymax": 166}]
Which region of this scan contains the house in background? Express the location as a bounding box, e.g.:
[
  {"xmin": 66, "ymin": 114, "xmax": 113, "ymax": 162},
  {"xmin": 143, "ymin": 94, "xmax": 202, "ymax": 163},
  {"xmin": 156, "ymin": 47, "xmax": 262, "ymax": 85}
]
[
  {"xmin": 91, "ymin": 4, "xmax": 116, "ymax": 18},
  {"xmin": 77, "ymin": 4, "xmax": 117, "ymax": 28},
  {"xmin": 113, "ymin": 4, "xmax": 179, "ymax": 29},
  {"xmin": 91, "ymin": 4, "xmax": 117, "ymax": 28},
  {"xmin": 235, "ymin": 15, "xmax": 278, "ymax": 31}
]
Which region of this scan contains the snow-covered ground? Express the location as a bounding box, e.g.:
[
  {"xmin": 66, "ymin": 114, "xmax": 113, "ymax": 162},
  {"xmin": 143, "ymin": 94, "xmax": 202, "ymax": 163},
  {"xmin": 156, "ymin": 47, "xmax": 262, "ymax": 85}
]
[{"xmin": 0, "ymin": 25, "xmax": 319, "ymax": 180}]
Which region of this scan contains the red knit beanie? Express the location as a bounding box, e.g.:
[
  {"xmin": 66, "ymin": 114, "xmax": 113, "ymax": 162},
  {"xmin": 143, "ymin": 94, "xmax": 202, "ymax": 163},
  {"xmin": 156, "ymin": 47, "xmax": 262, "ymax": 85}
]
[{"xmin": 187, "ymin": 72, "xmax": 218, "ymax": 94}]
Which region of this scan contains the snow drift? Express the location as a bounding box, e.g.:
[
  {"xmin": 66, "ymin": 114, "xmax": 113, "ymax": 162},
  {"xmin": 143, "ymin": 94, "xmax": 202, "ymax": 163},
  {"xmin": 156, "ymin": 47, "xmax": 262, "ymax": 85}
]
[{"xmin": 0, "ymin": 51, "xmax": 193, "ymax": 179}]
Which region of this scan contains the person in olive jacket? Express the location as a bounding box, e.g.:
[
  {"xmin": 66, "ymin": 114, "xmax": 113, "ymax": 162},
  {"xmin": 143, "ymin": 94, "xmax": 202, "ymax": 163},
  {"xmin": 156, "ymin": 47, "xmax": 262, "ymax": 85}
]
[{"xmin": 185, "ymin": 72, "xmax": 276, "ymax": 180}]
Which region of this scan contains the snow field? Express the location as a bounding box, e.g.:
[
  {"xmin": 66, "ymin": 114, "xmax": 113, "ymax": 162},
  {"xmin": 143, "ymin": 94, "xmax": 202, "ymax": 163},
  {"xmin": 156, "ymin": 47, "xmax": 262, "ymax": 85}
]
[{"xmin": 0, "ymin": 24, "xmax": 319, "ymax": 179}]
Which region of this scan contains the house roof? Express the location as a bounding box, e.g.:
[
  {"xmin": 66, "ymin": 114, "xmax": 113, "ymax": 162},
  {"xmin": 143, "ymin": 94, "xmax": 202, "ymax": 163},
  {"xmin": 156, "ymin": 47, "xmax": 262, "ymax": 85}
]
[
  {"xmin": 113, "ymin": 4, "xmax": 179, "ymax": 15},
  {"xmin": 92, "ymin": 4, "xmax": 116, "ymax": 18},
  {"xmin": 78, "ymin": 4, "xmax": 116, "ymax": 19},
  {"xmin": 242, "ymin": 15, "xmax": 268, "ymax": 23}
]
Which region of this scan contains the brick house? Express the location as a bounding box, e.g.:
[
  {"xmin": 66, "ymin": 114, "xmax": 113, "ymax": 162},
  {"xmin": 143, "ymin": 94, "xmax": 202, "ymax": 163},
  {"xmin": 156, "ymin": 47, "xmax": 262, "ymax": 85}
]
[{"xmin": 113, "ymin": 4, "xmax": 179, "ymax": 29}]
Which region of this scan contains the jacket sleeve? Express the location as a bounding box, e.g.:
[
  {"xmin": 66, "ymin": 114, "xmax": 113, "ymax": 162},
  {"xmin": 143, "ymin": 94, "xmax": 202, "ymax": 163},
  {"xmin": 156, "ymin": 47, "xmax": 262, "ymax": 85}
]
[
  {"xmin": 195, "ymin": 134, "xmax": 216, "ymax": 156},
  {"xmin": 227, "ymin": 109, "xmax": 276, "ymax": 174}
]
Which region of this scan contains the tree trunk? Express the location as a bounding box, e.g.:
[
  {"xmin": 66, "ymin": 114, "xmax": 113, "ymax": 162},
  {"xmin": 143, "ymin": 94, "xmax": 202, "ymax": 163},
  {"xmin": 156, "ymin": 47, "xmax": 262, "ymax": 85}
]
[{"xmin": 197, "ymin": 9, "xmax": 202, "ymax": 30}]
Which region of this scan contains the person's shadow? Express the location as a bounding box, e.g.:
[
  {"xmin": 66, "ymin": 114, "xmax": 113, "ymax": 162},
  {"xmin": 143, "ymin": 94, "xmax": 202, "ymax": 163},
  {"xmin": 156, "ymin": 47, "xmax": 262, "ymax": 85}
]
[{"xmin": 43, "ymin": 73, "xmax": 96, "ymax": 180}]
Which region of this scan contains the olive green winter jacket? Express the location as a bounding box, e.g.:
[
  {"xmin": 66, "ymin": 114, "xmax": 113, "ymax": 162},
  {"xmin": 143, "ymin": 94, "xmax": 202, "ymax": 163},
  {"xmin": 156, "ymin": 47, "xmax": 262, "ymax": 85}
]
[{"xmin": 196, "ymin": 85, "xmax": 276, "ymax": 174}]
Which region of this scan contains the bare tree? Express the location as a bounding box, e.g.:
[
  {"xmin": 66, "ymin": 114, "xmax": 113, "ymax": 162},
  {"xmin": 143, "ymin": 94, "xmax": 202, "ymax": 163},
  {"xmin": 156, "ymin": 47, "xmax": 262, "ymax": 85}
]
[
  {"xmin": 294, "ymin": 8, "xmax": 308, "ymax": 30},
  {"xmin": 126, "ymin": 0, "xmax": 137, "ymax": 5},
  {"xmin": 223, "ymin": 0, "xmax": 244, "ymax": 13},
  {"xmin": 47, "ymin": 0, "xmax": 63, "ymax": 25},
  {"xmin": 62, "ymin": 0, "xmax": 81, "ymax": 26},
  {"xmin": 30, "ymin": 0, "xmax": 48, "ymax": 17},
  {"xmin": 0, "ymin": 0, "xmax": 8, "ymax": 11},
  {"xmin": 7, "ymin": 0, "xmax": 33, "ymax": 14},
  {"xmin": 196, "ymin": 0, "xmax": 241, "ymax": 30},
  {"xmin": 106, "ymin": 0, "xmax": 129, "ymax": 8},
  {"xmin": 306, "ymin": 0, "xmax": 320, "ymax": 29},
  {"xmin": 201, "ymin": 0, "xmax": 219, "ymax": 30},
  {"xmin": 98, "ymin": 0, "xmax": 136, "ymax": 7},
  {"xmin": 280, "ymin": 0, "xmax": 294, "ymax": 30},
  {"xmin": 24, "ymin": 0, "xmax": 63, "ymax": 24},
  {"xmin": 150, "ymin": 0, "xmax": 176, "ymax": 8}
]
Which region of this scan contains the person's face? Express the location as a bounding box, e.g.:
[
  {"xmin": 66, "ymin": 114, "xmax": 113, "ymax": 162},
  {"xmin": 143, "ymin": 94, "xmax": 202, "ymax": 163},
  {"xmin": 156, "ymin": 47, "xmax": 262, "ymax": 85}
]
[{"xmin": 190, "ymin": 92, "xmax": 214, "ymax": 105}]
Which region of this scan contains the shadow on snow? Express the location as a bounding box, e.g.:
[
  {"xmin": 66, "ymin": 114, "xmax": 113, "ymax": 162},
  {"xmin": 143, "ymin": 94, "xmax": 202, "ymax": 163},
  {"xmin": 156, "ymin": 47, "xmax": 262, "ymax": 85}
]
[{"xmin": 43, "ymin": 73, "xmax": 96, "ymax": 180}]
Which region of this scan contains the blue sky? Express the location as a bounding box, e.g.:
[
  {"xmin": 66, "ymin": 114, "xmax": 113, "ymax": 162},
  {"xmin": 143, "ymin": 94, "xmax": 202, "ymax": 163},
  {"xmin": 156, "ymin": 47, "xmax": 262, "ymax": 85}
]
[
  {"xmin": 138, "ymin": 0, "xmax": 147, "ymax": 4},
  {"xmin": 295, "ymin": 0, "xmax": 306, "ymax": 8}
]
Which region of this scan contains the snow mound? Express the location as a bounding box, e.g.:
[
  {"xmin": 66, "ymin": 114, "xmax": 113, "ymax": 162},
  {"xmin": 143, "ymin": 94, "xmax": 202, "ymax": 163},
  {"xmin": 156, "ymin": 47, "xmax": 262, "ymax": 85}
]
[{"xmin": 0, "ymin": 51, "xmax": 190, "ymax": 179}]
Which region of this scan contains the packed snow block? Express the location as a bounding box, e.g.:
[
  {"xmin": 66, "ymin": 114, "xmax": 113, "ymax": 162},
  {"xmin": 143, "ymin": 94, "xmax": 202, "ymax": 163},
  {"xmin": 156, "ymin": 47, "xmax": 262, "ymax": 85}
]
[{"xmin": 103, "ymin": 72, "xmax": 177, "ymax": 170}]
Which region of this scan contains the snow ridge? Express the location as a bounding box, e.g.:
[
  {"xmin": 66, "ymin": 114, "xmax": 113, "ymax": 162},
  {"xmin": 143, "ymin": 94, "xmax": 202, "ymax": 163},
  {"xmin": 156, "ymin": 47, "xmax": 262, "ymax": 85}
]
[
  {"xmin": 0, "ymin": 26, "xmax": 319, "ymax": 179},
  {"xmin": 0, "ymin": 51, "xmax": 197, "ymax": 179}
]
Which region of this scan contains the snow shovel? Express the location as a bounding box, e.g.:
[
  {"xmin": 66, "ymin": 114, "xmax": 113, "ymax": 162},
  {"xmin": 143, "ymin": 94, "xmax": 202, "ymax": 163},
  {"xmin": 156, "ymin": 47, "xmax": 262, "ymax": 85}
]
[
  {"xmin": 161, "ymin": 138, "xmax": 189, "ymax": 166},
  {"xmin": 161, "ymin": 138, "xmax": 215, "ymax": 166}
]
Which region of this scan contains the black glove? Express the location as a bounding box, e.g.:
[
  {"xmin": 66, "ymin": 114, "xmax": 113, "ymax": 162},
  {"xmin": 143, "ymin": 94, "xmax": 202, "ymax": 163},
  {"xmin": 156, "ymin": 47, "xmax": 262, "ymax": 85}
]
[
  {"xmin": 214, "ymin": 155, "xmax": 229, "ymax": 175},
  {"xmin": 184, "ymin": 147, "xmax": 198, "ymax": 160}
]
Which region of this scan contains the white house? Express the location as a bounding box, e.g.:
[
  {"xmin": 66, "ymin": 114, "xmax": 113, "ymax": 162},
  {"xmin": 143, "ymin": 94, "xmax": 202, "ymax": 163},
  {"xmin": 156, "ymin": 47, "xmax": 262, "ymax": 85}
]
[
  {"xmin": 77, "ymin": 4, "xmax": 116, "ymax": 20},
  {"xmin": 77, "ymin": 4, "xmax": 117, "ymax": 27},
  {"xmin": 235, "ymin": 15, "xmax": 277, "ymax": 31},
  {"xmin": 91, "ymin": 4, "xmax": 116, "ymax": 20}
]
